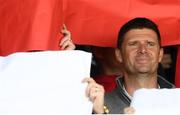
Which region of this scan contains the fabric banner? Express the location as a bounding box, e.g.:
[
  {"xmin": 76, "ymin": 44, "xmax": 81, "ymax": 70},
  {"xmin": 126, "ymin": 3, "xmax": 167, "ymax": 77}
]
[
  {"xmin": 0, "ymin": 0, "xmax": 63, "ymax": 56},
  {"xmin": 1, "ymin": 0, "xmax": 180, "ymax": 54},
  {"xmin": 64, "ymin": 0, "xmax": 180, "ymax": 47}
]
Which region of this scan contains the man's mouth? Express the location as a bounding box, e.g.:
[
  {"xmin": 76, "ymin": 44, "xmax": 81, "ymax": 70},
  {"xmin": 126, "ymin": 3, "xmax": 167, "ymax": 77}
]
[{"xmin": 135, "ymin": 56, "xmax": 149, "ymax": 64}]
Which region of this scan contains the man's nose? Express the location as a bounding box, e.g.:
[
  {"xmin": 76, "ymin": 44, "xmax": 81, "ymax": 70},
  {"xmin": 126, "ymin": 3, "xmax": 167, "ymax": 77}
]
[{"xmin": 138, "ymin": 44, "xmax": 147, "ymax": 53}]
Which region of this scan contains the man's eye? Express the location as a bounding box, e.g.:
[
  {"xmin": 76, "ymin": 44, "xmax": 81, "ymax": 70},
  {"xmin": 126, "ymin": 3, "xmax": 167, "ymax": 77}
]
[
  {"xmin": 128, "ymin": 42, "xmax": 137, "ymax": 46},
  {"xmin": 147, "ymin": 42, "xmax": 156, "ymax": 46}
]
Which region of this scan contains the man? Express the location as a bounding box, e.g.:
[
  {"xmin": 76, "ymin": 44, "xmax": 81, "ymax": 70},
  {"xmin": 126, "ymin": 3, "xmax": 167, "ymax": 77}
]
[{"xmin": 83, "ymin": 17, "xmax": 174, "ymax": 114}]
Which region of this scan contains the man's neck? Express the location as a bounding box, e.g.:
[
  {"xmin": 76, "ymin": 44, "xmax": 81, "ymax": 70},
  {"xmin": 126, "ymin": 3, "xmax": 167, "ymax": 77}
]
[{"xmin": 124, "ymin": 73, "xmax": 158, "ymax": 96}]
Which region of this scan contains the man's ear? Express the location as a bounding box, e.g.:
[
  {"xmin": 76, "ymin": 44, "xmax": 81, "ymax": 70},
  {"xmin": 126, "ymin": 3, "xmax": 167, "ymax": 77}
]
[
  {"xmin": 115, "ymin": 48, "xmax": 123, "ymax": 63},
  {"xmin": 158, "ymin": 48, "xmax": 164, "ymax": 62}
]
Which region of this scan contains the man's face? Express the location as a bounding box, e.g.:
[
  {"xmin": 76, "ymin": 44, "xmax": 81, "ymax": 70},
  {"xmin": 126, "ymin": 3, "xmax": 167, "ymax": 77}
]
[{"xmin": 120, "ymin": 28, "xmax": 163, "ymax": 74}]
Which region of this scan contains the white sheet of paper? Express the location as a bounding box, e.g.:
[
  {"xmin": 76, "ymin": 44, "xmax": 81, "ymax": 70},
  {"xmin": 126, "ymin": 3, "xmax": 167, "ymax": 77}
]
[
  {"xmin": 131, "ymin": 88, "xmax": 180, "ymax": 114},
  {"xmin": 0, "ymin": 51, "xmax": 92, "ymax": 115}
]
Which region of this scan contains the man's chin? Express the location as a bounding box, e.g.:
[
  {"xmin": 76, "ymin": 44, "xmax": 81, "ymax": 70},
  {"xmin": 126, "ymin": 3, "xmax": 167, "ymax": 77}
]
[
  {"xmin": 138, "ymin": 71, "xmax": 149, "ymax": 74},
  {"xmin": 136, "ymin": 68, "xmax": 150, "ymax": 74}
]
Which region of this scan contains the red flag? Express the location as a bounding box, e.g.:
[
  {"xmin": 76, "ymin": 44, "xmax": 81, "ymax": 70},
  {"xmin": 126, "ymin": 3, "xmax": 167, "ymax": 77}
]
[
  {"xmin": 0, "ymin": 0, "xmax": 63, "ymax": 56},
  {"xmin": 1, "ymin": 0, "xmax": 180, "ymax": 53},
  {"xmin": 64, "ymin": 0, "xmax": 180, "ymax": 47}
]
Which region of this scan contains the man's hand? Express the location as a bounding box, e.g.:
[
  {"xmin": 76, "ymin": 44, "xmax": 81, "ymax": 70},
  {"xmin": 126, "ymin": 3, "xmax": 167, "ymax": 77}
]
[
  {"xmin": 124, "ymin": 107, "xmax": 135, "ymax": 114},
  {"xmin": 60, "ymin": 24, "xmax": 75, "ymax": 50},
  {"xmin": 82, "ymin": 77, "xmax": 105, "ymax": 114}
]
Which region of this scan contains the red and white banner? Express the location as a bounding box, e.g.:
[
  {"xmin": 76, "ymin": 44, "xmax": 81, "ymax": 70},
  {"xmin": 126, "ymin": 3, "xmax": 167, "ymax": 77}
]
[{"xmin": 0, "ymin": 0, "xmax": 180, "ymax": 87}]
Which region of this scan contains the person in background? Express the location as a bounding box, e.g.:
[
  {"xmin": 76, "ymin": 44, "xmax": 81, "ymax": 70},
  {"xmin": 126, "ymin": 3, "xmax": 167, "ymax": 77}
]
[
  {"xmin": 83, "ymin": 17, "xmax": 174, "ymax": 114},
  {"xmin": 158, "ymin": 46, "xmax": 177, "ymax": 84},
  {"xmin": 91, "ymin": 46, "xmax": 123, "ymax": 92}
]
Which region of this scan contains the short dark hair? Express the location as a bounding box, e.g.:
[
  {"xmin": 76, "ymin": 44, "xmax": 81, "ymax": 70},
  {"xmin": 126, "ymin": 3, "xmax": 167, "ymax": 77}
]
[{"xmin": 117, "ymin": 17, "xmax": 161, "ymax": 49}]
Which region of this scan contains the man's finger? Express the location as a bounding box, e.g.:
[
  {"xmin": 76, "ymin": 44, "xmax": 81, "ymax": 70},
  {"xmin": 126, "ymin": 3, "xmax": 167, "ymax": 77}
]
[
  {"xmin": 63, "ymin": 24, "xmax": 67, "ymax": 30},
  {"xmin": 124, "ymin": 107, "xmax": 135, "ymax": 114},
  {"xmin": 60, "ymin": 36, "xmax": 69, "ymax": 46},
  {"xmin": 82, "ymin": 77, "xmax": 95, "ymax": 84}
]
